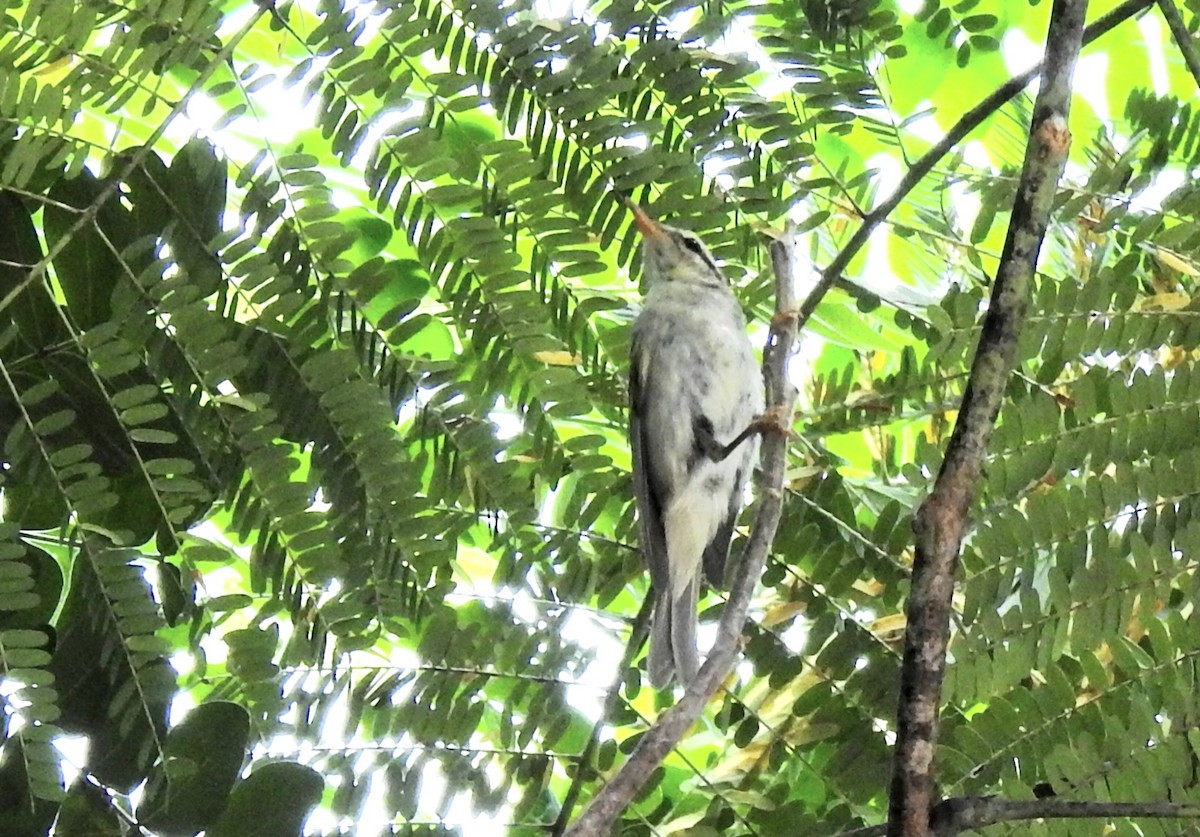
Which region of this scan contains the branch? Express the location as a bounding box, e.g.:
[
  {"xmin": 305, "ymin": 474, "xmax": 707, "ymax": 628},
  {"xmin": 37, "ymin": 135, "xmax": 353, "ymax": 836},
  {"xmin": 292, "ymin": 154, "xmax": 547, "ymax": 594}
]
[
  {"xmin": 931, "ymin": 796, "xmax": 1200, "ymax": 837},
  {"xmin": 1157, "ymin": 0, "xmax": 1200, "ymax": 89},
  {"xmin": 838, "ymin": 796, "xmax": 1200, "ymax": 837},
  {"xmin": 798, "ymin": 0, "xmax": 1153, "ymax": 334},
  {"xmin": 563, "ymin": 231, "xmax": 802, "ymax": 837},
  {"xmin": 886, "ymin": 0, "xmax": 1089, "ymax": 835}
]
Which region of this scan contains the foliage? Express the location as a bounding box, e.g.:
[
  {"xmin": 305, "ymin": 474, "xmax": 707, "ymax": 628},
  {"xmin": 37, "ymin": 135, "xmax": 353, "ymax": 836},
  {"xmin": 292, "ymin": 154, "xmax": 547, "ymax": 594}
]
[{"xmin": 1, "ymin": 0, "xmax": 1200, "ymax": 834}]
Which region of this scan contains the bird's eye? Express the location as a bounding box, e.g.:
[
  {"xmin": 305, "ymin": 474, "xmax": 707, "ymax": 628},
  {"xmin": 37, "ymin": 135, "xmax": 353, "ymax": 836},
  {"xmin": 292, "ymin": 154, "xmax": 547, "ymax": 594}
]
[{"xmin": 680, "ymin": 236, "xmax": 706, "ymax": 257}]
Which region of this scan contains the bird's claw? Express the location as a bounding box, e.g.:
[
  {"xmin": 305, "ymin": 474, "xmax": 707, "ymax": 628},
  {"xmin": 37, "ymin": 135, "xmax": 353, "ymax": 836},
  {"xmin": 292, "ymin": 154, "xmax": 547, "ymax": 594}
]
[
  {"xmin": 771, "ymin": 308, "xmax": 800, "ymax": 329},
  {"xmin": 751, "ymin": 406, "xmax": 793, "ymax": 438}
]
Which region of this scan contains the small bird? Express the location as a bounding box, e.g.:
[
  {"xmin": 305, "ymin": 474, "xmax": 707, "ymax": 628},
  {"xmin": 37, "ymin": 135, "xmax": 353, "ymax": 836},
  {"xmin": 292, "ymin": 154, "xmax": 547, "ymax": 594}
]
[{"xmin": 626, "ymin": 201, "xmax": 764, "ymax": 688}]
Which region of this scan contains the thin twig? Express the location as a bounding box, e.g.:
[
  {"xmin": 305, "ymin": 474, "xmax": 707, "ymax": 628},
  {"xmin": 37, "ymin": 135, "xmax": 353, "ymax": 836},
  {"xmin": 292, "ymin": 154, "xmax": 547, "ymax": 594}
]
[
  {"xmin": 563, "ymin": 230, "xmax": 802, "ymax": 837},
  {"xmin": 1157, "ymin": 0, "xmax": 1200, "ymax": 89},
  {"xmin": 886, "ymin": 1, "xmax": 1089, "ymax": 835}
]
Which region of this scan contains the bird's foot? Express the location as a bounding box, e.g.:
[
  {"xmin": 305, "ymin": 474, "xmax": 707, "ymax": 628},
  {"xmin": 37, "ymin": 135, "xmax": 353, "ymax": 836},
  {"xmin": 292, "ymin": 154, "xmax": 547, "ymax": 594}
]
[
  {"xmin": 771, "ymin": 308, "xmax": 800, "ymax": 329},
  {"xmin": 750, "ymin": 406, "xmax": 793, "ymax": 438},
  {"xmin": 697, "ymin": 408, "xmax": 792, "ymax": 464}
]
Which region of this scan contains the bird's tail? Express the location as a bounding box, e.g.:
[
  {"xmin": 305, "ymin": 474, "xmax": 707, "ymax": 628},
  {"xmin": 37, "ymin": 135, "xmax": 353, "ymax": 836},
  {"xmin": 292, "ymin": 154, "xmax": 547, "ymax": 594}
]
[{"xmin": 649, "ymin": 578, "xmax": 700, "ymax": 688}]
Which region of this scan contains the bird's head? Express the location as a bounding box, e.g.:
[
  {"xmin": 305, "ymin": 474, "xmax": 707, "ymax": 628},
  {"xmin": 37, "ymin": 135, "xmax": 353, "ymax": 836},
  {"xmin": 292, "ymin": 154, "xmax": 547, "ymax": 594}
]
[{"xmin": 625, "ymin": 201, "xmax": 726, "ymax": 289}]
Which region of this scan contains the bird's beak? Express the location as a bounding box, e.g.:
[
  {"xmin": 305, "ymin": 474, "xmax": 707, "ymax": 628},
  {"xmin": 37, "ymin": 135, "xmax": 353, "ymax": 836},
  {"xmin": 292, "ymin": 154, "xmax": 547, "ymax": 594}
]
[{"xmin": 622, "ymin": 198, "xmax": 666, "ymax": 240}]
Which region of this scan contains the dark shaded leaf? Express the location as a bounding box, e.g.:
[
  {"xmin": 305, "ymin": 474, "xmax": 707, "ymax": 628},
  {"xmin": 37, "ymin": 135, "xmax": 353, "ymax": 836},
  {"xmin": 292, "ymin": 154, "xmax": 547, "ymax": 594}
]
[
  {"xmin": 206, "ymin": 762, "xmax": 323, "ymax": 837},
  {"xmin": 140, "ymin": 701, "xmax": 251, "ymax": 836}
]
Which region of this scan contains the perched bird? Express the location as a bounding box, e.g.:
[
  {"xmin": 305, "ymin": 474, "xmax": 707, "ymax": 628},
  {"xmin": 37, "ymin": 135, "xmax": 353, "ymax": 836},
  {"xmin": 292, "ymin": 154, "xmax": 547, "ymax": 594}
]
[{"xmin": 626, "ymin": 201, "xmax": 764, "ymax": 688}]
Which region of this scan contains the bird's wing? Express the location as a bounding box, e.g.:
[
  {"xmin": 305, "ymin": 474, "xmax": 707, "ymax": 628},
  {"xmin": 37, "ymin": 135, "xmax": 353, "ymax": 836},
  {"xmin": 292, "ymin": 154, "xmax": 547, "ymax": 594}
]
[
  {"xmin": 629, "ymin": 330, "xmax": 671, "ymax": 597},
  {"xmin": 648, "ymin": 586, "xmax": 675, "ymax": 687},
  {"xmin": 702, "ymin": 495, "xmax": 738, "ymax": 589},
  {"xmin": 702, "ymin": 438, "xmax": 757, "ymax": 588}
]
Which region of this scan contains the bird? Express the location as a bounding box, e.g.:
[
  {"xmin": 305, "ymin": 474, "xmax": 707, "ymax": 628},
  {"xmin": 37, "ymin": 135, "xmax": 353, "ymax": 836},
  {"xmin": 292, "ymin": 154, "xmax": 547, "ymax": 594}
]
[{"xmin": 626, "ymin": 200, "xmax": 764, "ymax": 689}]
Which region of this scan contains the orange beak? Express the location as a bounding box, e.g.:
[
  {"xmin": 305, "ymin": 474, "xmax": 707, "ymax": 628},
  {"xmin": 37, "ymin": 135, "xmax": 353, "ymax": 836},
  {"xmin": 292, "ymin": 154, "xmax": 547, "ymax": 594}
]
[{"xmin": 621, "ymin": 197, "xmax": 666, "ymax": 240}]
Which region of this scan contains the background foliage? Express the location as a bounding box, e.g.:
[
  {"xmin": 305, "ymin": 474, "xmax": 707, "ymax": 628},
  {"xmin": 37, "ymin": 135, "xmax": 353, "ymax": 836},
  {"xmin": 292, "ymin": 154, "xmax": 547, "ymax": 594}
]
[{"xmin": 2, "ymin": 0, "xmax": 1200, "ymax": 834}]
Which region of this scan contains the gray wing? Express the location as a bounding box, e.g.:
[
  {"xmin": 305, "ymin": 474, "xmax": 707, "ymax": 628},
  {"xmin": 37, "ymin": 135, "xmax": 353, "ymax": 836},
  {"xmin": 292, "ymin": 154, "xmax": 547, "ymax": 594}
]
[
  {"xmin": 632, "ymin": 328, "xmax": 690, "ymax": 686},
  {"xmin": 702, "ymin": 486, "xmax": 741, "ymax": 589},
  {"xmin": 629, "ymin": 330, "xmax": 670, "ymax": 598}
]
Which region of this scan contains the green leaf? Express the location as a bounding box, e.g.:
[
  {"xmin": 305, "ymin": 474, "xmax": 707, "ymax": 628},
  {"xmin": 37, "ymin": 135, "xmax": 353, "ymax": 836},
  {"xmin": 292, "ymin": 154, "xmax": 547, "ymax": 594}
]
[
  {"xmin": 50, "ymin": 550, "xmax": 172, "ymax": 792},
  {"xmin": 165, "ymin": 137, "xmax": 227, "ymax": 295},
  {"xmin": 206, "ymin": 762, "xmax": 323, "ymax": 837},
  {"xmin": 0, "ymin": 542, "xmax": 61, "ymax": 628},
  {"xmin": 140, "ymin": 701, "xmax": 251, "ymax": 836},
  {"xmin": 0, "ymin": 191, "xmax": 62, "ymax": 350},
  {"xmin": 425, "ymin": 183, "xmax": 479, "ymax": 206},
  {"xmin": 810, "ymin": 296, "xmax": 902, "ymax": 352},
  {"xmin": 43, "ymin": 170, "xmax": 130, "ymax": 329},
  {"xmin": 48, "ymin": 781, "xmax": 122, "ymax": 837}
]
